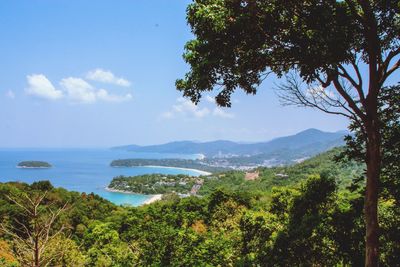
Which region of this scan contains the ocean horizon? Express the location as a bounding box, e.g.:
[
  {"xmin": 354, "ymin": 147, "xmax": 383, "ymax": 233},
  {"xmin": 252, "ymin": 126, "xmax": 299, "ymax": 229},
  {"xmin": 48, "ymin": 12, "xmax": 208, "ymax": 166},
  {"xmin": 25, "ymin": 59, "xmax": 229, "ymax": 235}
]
[{"xmin": 0, "ymin": 148, "xmax": 202, "ymax": 206}]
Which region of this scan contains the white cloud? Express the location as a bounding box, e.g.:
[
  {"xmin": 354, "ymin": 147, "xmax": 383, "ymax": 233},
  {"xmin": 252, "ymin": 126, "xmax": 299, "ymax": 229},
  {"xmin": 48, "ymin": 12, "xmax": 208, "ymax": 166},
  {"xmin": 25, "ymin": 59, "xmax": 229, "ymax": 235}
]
[
  {"xmin": 26, "ymin": 74, "xmax": 64, "ymax": 100},
  {"xmin": 160, "ymin": 111, "xmax": 174, "ymax": 119},
  {"xmin": 60, "ymin": 77, "xmax": 96, "ymax": 103},
  {"xmin": 86, "ymin": 69, "xmax": 131, "ymax": 87},
  {"xmin": 97, "ymin": 89, "xmax": 133, "ymax": 103},
  {"xmin": 60, "ymin": 77, "xmax": 133, "ymax": 104},
  {"xmin": 172, "ymin": 97, "xmax": 210, "ymax": 118},
  {"xmin": 6, "ymin": 90, "xmax": 15, "ymax": 99},
  {"xmin": 24, "ymin": 71, "xmax": 134, "ymax": 104},
  {"xmin": 161, "ymin": 97, "xmax": 234, "ymax": 119},
  {"xmin": 213, "ymin": 107, "xmax": 234, "ymax": 118}
]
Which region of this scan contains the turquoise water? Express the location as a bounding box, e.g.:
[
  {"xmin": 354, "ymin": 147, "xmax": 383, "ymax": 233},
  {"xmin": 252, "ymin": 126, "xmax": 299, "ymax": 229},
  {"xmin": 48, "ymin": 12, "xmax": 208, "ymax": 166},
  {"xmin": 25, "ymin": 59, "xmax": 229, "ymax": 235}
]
[{"xmin": 0, "ymin": 148, "xmax": 201, "ymax": 206}]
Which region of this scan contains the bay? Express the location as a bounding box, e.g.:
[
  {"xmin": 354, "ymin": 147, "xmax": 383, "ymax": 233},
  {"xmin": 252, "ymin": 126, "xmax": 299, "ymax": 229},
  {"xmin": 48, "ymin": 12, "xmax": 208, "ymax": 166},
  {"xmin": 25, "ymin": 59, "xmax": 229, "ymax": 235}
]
[{"xmin": 0, "ymin": 148, "xmax": 201, "ymax": 206}]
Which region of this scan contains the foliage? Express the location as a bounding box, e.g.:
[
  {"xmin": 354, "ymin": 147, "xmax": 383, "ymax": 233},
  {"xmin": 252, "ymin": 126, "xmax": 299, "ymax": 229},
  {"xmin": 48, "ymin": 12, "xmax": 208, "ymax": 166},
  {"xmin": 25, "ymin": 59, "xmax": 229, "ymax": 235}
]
[
  {"xmin": 343, "ymin": 85, "xmax": 400, "ymax": 202},
  {"xmin": 0, "ymin": 240, "xmax": 19, "ymax": 267},
  {"xmin": 176, "ymin": 1, "xmax": 400, "ymax": 264},
  {"xmin": 44, "ymin": 235, "xmax": 87, "ymax": 267},
  {"xmin": 84, "ymin": 222, "xmax": 138, "ymax": 267},
  {"xmin": 200, "ymin": 148, "xmax": 363, "ymax": 197},
  {"xmin": 341, "ymin": 85, "xmax": 400, "ymax": 266},
  {"xmin": 108, "ymin": 174, "xmax": 200, "ymax": 194},
  {"xmin": 176, "ymin": 0, "xmax": 399, "ymax": 106},
  {"xmin": 1, "ymin": 147, "xmax": 399, "ymax": 266}
]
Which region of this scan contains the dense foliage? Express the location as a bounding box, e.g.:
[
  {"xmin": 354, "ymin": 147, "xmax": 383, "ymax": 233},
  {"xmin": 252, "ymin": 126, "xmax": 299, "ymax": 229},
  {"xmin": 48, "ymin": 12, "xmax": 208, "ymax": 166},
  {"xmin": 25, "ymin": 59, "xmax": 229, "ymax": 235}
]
[
  {"xmin": 342, "ymin": 85, "xmax": 400, "ymax": 203},
  {"xmin": 176, "ymin": 0, "xmax": 399, "ymax": 106},
  {"xmin": 200, "ymin": 148, "xmax": 363, "ymax": 197},
  {"xmin": 1, "ymin": 148, "xmax": 399, "ymax": 266},
  {"xmin": 0, "ymin": 177, "xmax": 398, "ymax": 266},
  {"xmin": 176, "ymin": 1, "xmax": 400, "ymax": 264}
]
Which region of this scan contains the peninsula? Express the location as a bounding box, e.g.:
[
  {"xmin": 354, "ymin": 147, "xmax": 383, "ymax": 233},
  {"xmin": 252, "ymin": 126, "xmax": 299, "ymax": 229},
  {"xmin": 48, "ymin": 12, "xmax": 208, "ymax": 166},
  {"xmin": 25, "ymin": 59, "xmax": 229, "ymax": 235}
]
[
  {"xmin": 107, "ymin": 174, "xmax": 204, "ymax": 195},
  {"xmin": 110, "ymin": 158, "xmax": 227, "ymax": 173}
]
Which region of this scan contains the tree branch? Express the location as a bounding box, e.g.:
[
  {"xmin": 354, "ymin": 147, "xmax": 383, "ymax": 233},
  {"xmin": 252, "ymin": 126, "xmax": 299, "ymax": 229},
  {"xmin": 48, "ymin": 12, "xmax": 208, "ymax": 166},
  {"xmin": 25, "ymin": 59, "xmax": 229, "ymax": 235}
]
[
  {"xmin": 332, "ymin": 72, "xmax": 366, "ymax": 120},
  {"xmin": 337, "ymin": 64, "xmax": 366, "ymax": 108}
]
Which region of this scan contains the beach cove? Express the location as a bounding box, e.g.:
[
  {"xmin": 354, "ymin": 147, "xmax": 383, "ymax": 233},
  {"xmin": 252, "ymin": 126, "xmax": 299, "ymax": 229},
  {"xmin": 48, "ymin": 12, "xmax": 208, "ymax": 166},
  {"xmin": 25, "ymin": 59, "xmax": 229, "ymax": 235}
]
[{"xmin": 0, "ymin": 148, "xmax": 205, "ymax": 206}]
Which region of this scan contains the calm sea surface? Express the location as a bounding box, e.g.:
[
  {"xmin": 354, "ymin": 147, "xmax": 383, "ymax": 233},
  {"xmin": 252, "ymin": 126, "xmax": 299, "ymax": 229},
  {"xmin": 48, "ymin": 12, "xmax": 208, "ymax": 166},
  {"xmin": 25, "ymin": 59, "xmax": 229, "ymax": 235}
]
[{"xmin": 0, "ymin": 148, "xmax": 201, "ymax": 206}]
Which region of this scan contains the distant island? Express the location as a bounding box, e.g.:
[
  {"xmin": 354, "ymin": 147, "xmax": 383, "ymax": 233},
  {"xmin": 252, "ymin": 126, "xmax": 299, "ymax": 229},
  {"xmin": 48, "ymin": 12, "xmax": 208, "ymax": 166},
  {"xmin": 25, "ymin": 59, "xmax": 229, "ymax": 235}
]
[
  {"xmin": 17, "ymin": 161, "xmax": 52, "ymax": 168},
  {"xmin": 107, "ymin": 174, "xmax": 204, "ymax": 195}
]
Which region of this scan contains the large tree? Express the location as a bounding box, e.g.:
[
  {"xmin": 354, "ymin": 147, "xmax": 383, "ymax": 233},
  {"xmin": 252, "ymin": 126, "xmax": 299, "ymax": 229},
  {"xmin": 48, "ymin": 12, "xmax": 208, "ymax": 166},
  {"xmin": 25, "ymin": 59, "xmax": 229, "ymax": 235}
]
[{"xmin": 176, "ymin": 1, "xmax": 400, "ymax": 266}]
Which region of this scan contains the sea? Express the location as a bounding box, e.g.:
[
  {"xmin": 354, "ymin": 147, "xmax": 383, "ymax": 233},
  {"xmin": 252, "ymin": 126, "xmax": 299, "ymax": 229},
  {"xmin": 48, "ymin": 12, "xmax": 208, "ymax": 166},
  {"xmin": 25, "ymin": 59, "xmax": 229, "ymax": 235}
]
[{"xmin": 0, "ymin": 148, "xmax": 202, "ymax": 206}]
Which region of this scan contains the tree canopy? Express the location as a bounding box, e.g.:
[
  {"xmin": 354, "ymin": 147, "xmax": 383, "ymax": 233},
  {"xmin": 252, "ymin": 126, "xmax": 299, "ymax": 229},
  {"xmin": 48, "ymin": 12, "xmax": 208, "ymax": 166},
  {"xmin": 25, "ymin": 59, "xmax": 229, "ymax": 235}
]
[
  {"xmin": 177, "ymin": 0, "xmax": 399, "ymax": 112},
  {"xmin": 176, "ymin": 2, "xmax": 400, "ymax": 265}
]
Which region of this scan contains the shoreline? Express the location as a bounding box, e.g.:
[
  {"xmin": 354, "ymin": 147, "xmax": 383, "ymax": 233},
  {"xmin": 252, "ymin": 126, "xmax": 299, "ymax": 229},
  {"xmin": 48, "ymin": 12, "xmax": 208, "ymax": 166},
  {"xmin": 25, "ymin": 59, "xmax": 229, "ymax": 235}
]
[
  {"xmin": 113, "ymin": 165, "xmax": 212, "ymax": 176},
  {"xmin": 105, "ymin": 165, "xmax": 211, "ymax": 206},
  {"xmin": 16, "ymin": 166, "xmax": 51, "ymax": 169},
  {"xmin": 104, "ymin": 187, "xmax": 162, "ymax": 205},
  {"xmin": 142, "ymin": 194, "xmax": 163, "ymax": 205}
]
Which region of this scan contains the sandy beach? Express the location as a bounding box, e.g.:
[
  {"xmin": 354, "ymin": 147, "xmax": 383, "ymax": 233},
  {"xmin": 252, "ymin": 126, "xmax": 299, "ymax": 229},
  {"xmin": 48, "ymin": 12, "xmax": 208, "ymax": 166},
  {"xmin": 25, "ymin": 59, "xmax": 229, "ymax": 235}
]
[
  {"xmin": 105, "ymin": 165, "xmax": 210, "ymax": 206},
  {"xmin": 105, "ymin": 187, "xmax": 136, "ymax": 194},
  {"xmin": 141, "ymin": 165, "xmax": 212, "ymax": 176},
  {"xmin": 105, "ymin": 187, "xmax": 162, "ymax": 205},
  {"xmin": 142, "ymin": 194, "xmax": 163, "ymax": 205}
]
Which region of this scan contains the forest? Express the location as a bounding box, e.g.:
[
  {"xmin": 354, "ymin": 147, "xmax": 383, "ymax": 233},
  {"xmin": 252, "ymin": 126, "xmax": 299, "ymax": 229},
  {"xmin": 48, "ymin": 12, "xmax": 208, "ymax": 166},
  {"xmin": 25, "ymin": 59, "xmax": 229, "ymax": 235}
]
[{"xmin": 1, "ymin": 139, "xmax": 399, "ymax": 266}]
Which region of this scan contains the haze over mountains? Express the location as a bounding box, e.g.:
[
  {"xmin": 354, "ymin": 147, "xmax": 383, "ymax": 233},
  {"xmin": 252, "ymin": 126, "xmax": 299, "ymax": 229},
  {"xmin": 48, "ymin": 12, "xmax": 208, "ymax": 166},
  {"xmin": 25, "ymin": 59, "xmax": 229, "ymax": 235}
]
[{"xmin": 113, "ymin": 129, "xmax": 347, "ymax": 164}]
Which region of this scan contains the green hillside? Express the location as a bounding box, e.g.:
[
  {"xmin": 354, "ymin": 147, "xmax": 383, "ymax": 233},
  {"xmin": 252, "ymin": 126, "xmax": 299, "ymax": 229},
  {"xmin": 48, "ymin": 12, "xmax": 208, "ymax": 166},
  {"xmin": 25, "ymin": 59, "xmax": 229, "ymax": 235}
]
[
  {"xmin": 201, "ymin": 148, "xmax": 364, "ymax": 196},
  {"xmin": 108, "ymin": 148, "xmax": 364, "ymax": 197},
  {"xmin": 1, "ymin": 148, "xmax": 398, "ymax": 267}
]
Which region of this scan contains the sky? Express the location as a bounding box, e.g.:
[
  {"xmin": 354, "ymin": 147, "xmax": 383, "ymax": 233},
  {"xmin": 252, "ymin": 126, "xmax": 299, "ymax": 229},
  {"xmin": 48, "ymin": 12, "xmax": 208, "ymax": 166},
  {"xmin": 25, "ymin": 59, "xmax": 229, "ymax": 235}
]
[{"xmin": 0, "ymin": 0, "xmax": 351, "ymax": 148}]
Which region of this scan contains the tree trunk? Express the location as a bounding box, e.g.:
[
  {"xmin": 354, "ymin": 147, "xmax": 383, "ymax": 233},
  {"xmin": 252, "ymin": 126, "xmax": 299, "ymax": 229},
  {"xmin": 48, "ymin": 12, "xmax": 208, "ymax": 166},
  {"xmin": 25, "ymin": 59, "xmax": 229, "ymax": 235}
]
[{"xmin": 364, "ymin": 119, "xmax": 381, "ymax": 267}]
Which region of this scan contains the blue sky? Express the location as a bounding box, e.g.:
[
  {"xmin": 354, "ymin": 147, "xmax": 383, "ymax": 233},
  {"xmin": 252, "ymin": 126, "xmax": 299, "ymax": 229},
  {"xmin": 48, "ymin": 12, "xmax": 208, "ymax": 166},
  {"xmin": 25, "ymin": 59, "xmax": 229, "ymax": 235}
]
[{"xmin": 0, "ymin": 0, "xmax": 350, "ymax": 147}]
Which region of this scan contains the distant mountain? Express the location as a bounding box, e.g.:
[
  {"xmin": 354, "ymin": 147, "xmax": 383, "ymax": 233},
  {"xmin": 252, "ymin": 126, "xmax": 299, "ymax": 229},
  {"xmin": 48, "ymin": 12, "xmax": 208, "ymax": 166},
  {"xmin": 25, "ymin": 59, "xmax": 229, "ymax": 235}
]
[{"xmin": 112, "ymin": 129, "xmax": 347, "ymax": 161}]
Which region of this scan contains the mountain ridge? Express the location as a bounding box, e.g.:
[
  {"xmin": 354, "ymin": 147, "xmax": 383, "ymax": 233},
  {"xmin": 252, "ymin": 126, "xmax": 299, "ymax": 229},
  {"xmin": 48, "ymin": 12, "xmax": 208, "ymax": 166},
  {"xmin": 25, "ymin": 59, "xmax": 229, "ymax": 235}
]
[{"xmin": 112, "ymin": 128, "xmax": 348, "ymax": 160}]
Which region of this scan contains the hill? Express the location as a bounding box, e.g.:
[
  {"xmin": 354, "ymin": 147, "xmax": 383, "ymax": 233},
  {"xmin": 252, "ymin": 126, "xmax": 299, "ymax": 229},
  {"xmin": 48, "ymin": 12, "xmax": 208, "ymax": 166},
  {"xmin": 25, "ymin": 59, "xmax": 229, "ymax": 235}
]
[
  {"xmin": 112, "ymin": 128, "xmax": 347, "ymax": 166},
  {"xmin": 108, "ymin": 148, "xmax": 363, "ymax": 197}
]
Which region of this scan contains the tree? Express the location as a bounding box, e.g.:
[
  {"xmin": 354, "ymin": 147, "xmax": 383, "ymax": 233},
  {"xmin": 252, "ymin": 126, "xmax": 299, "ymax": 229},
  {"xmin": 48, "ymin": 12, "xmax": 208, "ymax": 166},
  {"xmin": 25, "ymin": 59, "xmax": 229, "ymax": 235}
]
[
  {"xmin": 176, "ymin": 1, "xmax": 399, "ymax": 265},
  {"xmin": 344, "ymin": 85, "xmax": 400, "ymax": 203},
  {"xmin": 342, "ymin": 85, "xmax": 400, "ymax": 265},
  {"xmin": 83, "ymin": 222, "xmax": 138, "ymax": 267},
  {"xmin": 0, "ymin": 240, "xmax": 18, "ymax": 267},
  {"xmin": 0, "ymin": 193, "xmax": 68, "ymax": 267}
]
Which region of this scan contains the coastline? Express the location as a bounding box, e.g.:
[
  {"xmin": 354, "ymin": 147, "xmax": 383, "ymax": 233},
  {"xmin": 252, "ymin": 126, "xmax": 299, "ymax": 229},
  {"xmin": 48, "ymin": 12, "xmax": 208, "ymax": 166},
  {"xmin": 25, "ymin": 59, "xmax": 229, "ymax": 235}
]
[
  {"xmin": 104, "ymin": 187, "xmax": 162, "ymax": 205},
  {"xmin": 136, "ymin": 165, "xmax": 212, "ymax": 176},
  {"xmin": 105, "ymin": 186, "xmax": 137, "ymax": 194},
  {"xmin": 142, "ymin": 194, "xmax": 163, "ymax": 205},
  {"xmin": 16, "ymin": 166, "xmax": 51, "ymax": 169},
  {"xmin": 105, "ymin": 165, "xmax": 210, "ymax": 206}
]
